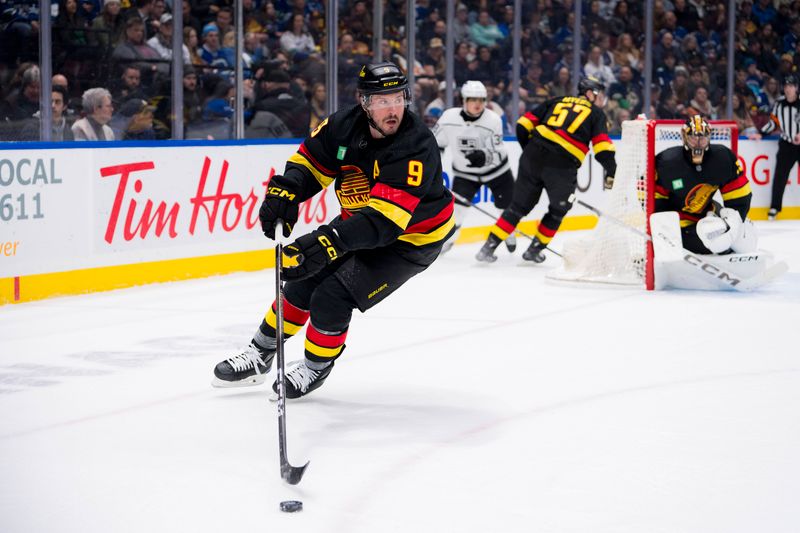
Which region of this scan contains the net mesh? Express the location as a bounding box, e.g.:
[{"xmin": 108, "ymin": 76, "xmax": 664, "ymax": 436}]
[{"xmin": 546, "ymin": 119, "xmax": 735, "ymax": 288}]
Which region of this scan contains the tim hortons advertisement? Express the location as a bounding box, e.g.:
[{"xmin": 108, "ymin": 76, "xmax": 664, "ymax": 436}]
[{"xmin": 0, "ymin": 138, "xmax": 794, "ymax": 280}]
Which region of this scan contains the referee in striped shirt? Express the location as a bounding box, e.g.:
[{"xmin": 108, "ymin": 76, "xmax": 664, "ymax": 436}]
[{"xmin": 759, "ymin": 74, "xmax": 800, "ymax": 219}]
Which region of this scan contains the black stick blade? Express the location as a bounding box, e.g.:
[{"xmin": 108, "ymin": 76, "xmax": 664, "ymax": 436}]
[{"xmin": 282, "ymin": 460, "xmax": 310, "ymax": 485}]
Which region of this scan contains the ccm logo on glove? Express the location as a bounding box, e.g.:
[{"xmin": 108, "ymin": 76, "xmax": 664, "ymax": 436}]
[{"xmin": 281, "ymin": 227, "xmax": 346, "ymax": 281}]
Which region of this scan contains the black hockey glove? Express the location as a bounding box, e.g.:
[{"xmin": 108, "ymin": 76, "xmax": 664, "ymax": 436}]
[
  {"xmin": 281, "ymin": 226, "xmax": 347, "ymax": 281},
  {"xmin": 603, "ymin": 173, "xmax": 615, "ymax": 190},
  {"xmin": 259, "ymin": 177, "xmax": 299, "ymax": 239},
  {"xmin": 465, "ymin": 150, "xmax": 487, "ymax": 167}
]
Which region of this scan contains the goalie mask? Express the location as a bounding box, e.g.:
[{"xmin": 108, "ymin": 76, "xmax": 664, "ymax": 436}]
[{"xmin": 682, "ymin": 116, "xmax": 711, "ymax": 165}]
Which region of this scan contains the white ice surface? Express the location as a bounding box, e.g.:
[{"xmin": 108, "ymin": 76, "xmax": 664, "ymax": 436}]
[{"xmin": 1, "ymin": 222, "xmax": 799, "ymax": 533}]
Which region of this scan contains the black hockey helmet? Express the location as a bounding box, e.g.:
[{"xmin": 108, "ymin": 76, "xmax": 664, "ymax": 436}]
[
  {"xmin": 578, "ymin": 76, "xmax": 606, "ymax": 95},
  {"xmin": 784, "ymin": 74, "xmax": 798, "ymax": 87},
  {"xmin": 357, "ymin": 62, "xmax": 409, "ymax": 96}
]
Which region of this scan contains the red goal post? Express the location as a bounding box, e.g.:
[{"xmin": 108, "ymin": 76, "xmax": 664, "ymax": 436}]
[{"xmin": 545, "ymin": 118, "xmax": 739, "ymax": 290}]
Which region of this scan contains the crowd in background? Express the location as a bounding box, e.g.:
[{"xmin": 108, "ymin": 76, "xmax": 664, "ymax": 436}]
[{"xmin": 0, "ymin": 0, "xmax": 797, "ymax": 141}]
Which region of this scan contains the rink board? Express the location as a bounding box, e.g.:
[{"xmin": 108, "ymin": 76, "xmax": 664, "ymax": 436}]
[{"xmin": 0, "ymin": 138, "xmax": 797, "ymax": 304}]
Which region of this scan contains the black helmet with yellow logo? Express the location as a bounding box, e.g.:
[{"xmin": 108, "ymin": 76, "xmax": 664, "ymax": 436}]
[
  {"xmin": 358, "ymin": 62, "xmax": 409, "ymax": 96},
  {"xmin": 682, "ymin": 115, "xmax": 712, "ymax": 164}
]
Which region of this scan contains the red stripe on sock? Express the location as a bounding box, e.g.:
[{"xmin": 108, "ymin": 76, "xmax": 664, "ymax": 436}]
[{"xmin": 306, "ymin": 324, "xmax": 348, "ymax": 348}]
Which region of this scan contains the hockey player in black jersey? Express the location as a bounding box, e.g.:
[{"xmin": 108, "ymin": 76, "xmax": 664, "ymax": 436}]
[
  {"xmin": 212, "ymin": 62, "xmax": 455, "ymax": 397},
  {"xmin": 476, "ymin": 77, "xmax": 617, "ymax": 263},
  {"xmin": 654, "ymin": 116, "xmax": 755, "ymax": 255}
]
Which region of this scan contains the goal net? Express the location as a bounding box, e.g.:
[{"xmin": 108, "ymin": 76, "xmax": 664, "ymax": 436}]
[{"xmin": 545, "ymin": 119, "xmax": 738, "ymax": 290}]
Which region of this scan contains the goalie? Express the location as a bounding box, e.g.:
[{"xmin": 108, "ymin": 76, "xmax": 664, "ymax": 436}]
[{"xmin": 654, "ymin": 116, "xmax": 756, "ymax": 256}]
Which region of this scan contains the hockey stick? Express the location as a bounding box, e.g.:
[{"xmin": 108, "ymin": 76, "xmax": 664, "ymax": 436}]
[
  {"xmin": 451, "ymin": 191, "xmax": 563, "ymax": 258},
  {"xmin": 568, "ymin": 194, "xmax": 788, "ymax": 292},
  {"xmin": 274, "ymin": 219, "xmax": 309, "ymax": 485}
]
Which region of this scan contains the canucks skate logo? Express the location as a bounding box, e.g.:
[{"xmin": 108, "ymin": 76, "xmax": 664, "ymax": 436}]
[
  {"xmin": 684, "ymin": 183, "xmax": 718, "ymax": 214},
  {"xmin": 336, "ymin": 165, "xmax": 371, "ymax": 210}
]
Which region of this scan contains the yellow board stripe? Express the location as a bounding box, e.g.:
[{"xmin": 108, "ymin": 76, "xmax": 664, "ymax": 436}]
[
  {"xmin": 368, "ymin": 198, "xmax": 413, "ymax": 229},
  {"xmin": 288, "ymin": 153, "xmax": 334, "ymax": 188},
  {"xmin": 398, "ymin": 214, "xmax": 456, "ymax": 246},
  {"xmin": 305, "ymin": 339, "xmax": 343, "ymax": 358},
  {"xmin": 535, "ymin": 125, "xmax": 586, "ymax": 161},
  {"xmin": 721, "ymin": 182, "xmax": 752, "ymax": 201},
  {"xmin": 1, "ymin": 249, "xmax": 273, "ymax": 306}
]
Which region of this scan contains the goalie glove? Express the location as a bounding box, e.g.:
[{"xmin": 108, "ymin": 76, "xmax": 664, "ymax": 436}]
[
  {"xmin": 281, "ymin": 226, "xmax": 347, "ymax": 281},
  {"xmin": 696, "ymin": 208, "xmax": 743, "ymax": 254},
  {"xmin": 464, "ymin": 150, "xmax": 487, "ymax": 167}
]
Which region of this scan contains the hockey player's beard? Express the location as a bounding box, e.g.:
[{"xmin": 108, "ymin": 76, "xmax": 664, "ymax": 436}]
[{"xmin": 377, "ymin": 113, "xmax": 401, "ymax": 136}]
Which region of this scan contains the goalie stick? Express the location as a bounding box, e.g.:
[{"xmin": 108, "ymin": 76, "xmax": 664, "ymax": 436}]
[
  {"xmin": 451, "ymin": 191, "xmax": 563, "ymax": 258},
  {"xmin": 568, "ymin": 195, "xmax": 788, "ymax": 292},
  {"xmin": 274, "ymin": 220, "xmax": 309, "ymax": 485}
]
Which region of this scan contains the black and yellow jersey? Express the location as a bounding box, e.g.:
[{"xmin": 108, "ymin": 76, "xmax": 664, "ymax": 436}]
[
  {"xmin": 272, "ymin": 104, "xmax": 454, "ymax": 259},
  {"xmin": 516, "ymin": 95, "xmax": 616, "ymax": 176},
  {"xmin": 654, "ymin": 145, "xmax": 751, "ymax": 226}
]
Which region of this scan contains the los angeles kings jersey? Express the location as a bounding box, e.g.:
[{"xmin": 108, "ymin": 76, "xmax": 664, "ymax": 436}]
[
  {"xmin": 432, "ymin": 108, "xmax": 511, "ymax": 182},
  {"xmin": 517, "ymin": 95, "xmax": 617, "ymax": 176},
  {"xmin": 654, "ymin": 145, "xmax": 751, "ymax": 226},
  {"xmin": 274, "ymin": 104, "xmax": 455, "ymax": 258}
]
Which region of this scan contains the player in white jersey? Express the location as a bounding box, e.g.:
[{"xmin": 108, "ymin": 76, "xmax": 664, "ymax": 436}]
[{"xmin": 432, "ymin": 81, "xmax": 516, "ymax": 253}]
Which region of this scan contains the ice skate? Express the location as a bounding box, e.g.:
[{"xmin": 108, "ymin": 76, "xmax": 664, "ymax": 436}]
[
  {"xmin": 212, "ymin": 342, "xmax": 275, "ymax": 387},
  {"xmin": 273, "ymin": 360, "xmax": 334, "ymax": 399},
  {"xmin": 476, "ymin": 234, "xmax": 502, "ymax": 263},
  {"xmin": 522, "ymin": 238, "xmax": 546, "ymax": 263},
  {"xmin": 768, "ymin": 208, "xmax": 779, "ymax": 221}
]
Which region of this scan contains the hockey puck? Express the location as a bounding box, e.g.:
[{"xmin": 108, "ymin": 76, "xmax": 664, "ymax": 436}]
[{"xmin": 280, "ymin": 500, "xmax": 303, "ymax": 513}]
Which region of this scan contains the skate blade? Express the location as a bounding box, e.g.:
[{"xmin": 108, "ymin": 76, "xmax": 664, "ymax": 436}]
[{"xmin": 211, "ymin": 373, "xmax": 267, "ymax": 388}]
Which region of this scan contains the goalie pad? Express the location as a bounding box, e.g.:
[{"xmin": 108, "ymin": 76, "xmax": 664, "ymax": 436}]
[{"xmin": 651, "ymin": 211, "xmax": 776, "ymax": 291}]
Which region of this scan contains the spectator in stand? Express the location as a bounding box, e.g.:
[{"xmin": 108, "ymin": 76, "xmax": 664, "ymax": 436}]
[
  {"xmin": 520, "ymin": 63, "xmax": 549, "ymax": 107},
  {"xmin": 112, "ymin": 17, "xmax": 162, "ymax": 79},
  {"xmin": 470, "ymin": 10, "xmax": 504, "ymax": 49},
  {"xmin": 252, "ymin": 68, "xmax": 310, "ymax": 138},
  {"xmin": 608, "ymin": 65, "xmax": 643, "ymax": 116},
  {"xmin": 181, "ymin": 0, "xmax": 202, "ymax": 35},
  {"xmin": 608, "ymin": 1, "xmax": 641, "ymax": 38},
  {"xmin": 200, "ymin": 23, "xmax": 231, "ymax": 70},
  {"xmin": 123, "ymin": 0, "xmax": 156, "ymax": 40},
  {"xmin": 752, "ymin": 0, "xmax": 778, "ymax": 26},
  {"xmin": 147, "ymin": 13, "xmax": 191, "ymax": 73},
  {"xmin": 341, "ymin": 0, "xmax": 372, "ymax": 47},
  {"xmin": 215, "ymin": 7, "xmax": 234, "ymax": 37},
  {"xmin": 17, "ymin": 87, "xmax": 74, "ymax": 142},
  {"xmin": 584, "ymin": 45, "xmax": 616, "ymax": 88},
  {"xmin": 745, "ymin": 39, "xmax": 778, "ymax": 77},
  {"xmin": 546, "ymin": 66, "xmax": 572, "ymax": 99},
  {"xmin": 671, "ymin": 65, "xmax": 692, "ymax": 105},
  {"xmin": 110, "ymin": 97, "xmax": 157, "ymax": 140},
  {"xmin": 453, "ymin": 41, "xmax": 472, "ymax": 86},
  {"xmin": 657, "ymin": 92, "xmax": 685, "ymax": 119},
  {"xmin": 764, "ymin": 76, "xmax": 781, "ymax": 107},
  {"xmin": 613, "ymin": 33, "xmax": 641, "ymax": 72},
  {"xmin": 279, "ymin": 13, "xmax": 316, "ymax": 58},
  {"xmin": 730, "ymin": 92, "xmax": 758, "ymax": 137},
  {"xmin": 687, "ymin": 86, "xmax": 717, "ymax": 119},
  {"xmin": 421, "ymin": 37, "xmax": 446, "ymax": 80},
  {"xmin": 471, "ymin": 45, "xmax": 504, "ymax": 86},
  {"xmin": 111, "ymin": 65, "xmax": 147, "ymax": 103},
  {"xmin": 680, "ymin": 34, "xmax": 704, "ymax": 69},
  {"xmin": 182, "ymin": 65, "xmax": 203, "ymax": 125},
  {"xmin": 90, "ymin": 0, "xmax": 125, "ymax": 52},
  {"xmin": 72, "ymin": 87, "xmax": 115, "ymax": 140},
  {"xmin": 782, "ymin": 18, "xmax": 800, "ymax": 54},
  {"xmin": 673, "ymin": 0, "xmax": 699, "ymax": 33},
  {"xmin": 54, "ymin": 0, "xmax": 91, "ymax": 60},
  {"xmin": 760, "ymin": 23, "xmax": 781, "ymax": 56},
  {"xmin": 452, "ymin": 4, "xmax": 471, "ymax": 45},
  {"xmin": 308, "ymin": 81, "xmax": 326, "ymax": 131},
  {"xmin": 184, "ymin": 26, "xmax": 206, "ymax": 68},
  {"xmin": 0, "ymin": 63, "xmax": 40, "ymax": 124},
  {"xmin": 78, "ymin": 0, "xmax": 101, "ymax": 23},
  {"xmin": 655, "ymin": 31, "xmax": 683, "ymax": 66}
]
